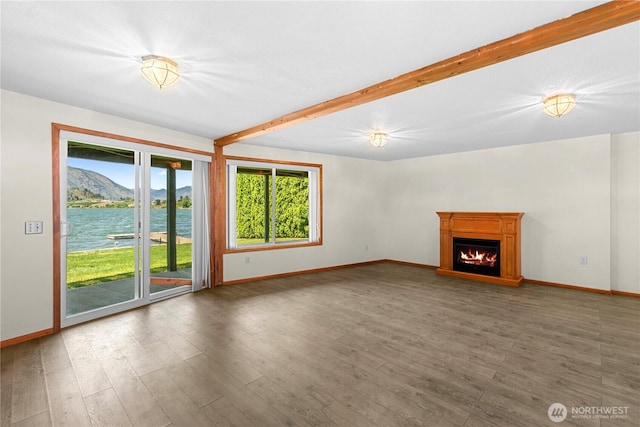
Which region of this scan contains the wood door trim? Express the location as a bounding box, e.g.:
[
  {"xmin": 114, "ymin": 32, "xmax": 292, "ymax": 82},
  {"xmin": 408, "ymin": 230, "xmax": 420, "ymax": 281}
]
[
  {"xmin": 54, "ymin": 123, "xmax": 214, "ymax": 157},
  {"xmin": 214, "ymin": 1, "xmax": 640, "ymax": 146},
  {"xmin": 212, "ymin": 148, "xmax": 226, "ymax": 286}
]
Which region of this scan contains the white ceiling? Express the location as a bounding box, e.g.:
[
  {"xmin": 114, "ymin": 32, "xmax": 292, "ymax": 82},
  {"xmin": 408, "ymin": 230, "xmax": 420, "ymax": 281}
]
[{"xmin": 2, "ymin": 1, "xmax": 638, "ymax": 161}]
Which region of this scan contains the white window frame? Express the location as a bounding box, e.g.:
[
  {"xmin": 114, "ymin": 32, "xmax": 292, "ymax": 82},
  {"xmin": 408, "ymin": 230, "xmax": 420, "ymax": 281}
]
[{"xmin": 227, "ymin": 158, "xmax": 321, "ymax": 250}]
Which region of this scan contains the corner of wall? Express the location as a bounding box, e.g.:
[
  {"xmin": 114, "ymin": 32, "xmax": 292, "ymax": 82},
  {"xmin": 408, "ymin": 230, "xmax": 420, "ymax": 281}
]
[{"xmin": 610, "ymin": 131, "xmax": 640, "ymax": 293}]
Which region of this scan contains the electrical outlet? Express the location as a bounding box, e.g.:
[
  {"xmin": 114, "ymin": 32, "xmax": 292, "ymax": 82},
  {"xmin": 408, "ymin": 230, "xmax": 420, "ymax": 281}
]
[
  {"xmin": 578, "ymin": 256, "xmax": 588, "ymax": 265},
  {"xmin": 25, "ymin": 221, "xmax": 43, "ymax": 234},
  {"xmin": 245, "ymin": 256, "xmax": 251, "ymax": 264}
]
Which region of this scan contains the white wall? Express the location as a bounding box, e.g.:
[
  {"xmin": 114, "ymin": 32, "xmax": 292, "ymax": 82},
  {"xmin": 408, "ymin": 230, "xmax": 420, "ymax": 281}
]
[
  {"xmin": 1, "ymin": 88, "xmax": 637, "ymax": 343},
  {"xmin": 223, "ymin": 144, "xmax": 386, "ymax": 282},
  {"xmin": 611, "ymin": 132, "xmax": 640, "ymax": 293},
  {"xmin": 0, "ymin": 90, "xmax": 214, "ymax": 341},
  {"xmin": 384, "ymin": 135, "xmax": 613, "ymax": 291}
]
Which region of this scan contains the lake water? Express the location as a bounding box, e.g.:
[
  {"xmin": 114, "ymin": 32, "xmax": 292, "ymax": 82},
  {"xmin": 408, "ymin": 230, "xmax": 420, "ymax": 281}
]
[{"xmin": 66, "ymin": 208, "xmax": 192, "ymax": 252}]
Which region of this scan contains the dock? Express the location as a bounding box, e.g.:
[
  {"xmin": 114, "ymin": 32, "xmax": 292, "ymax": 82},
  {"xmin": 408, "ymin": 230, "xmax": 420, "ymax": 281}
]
[{"xmin": 107, "ymin": 233, "xmax": 137, "ymax": 240}]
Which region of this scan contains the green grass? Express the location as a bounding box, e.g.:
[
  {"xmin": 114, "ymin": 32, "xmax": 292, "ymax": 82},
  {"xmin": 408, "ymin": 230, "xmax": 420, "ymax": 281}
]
[
  {"xmin": 67, "ymin": 244, "xmax": 192, "ymax": 289},
  {"xmin": 67, "ymin": 237, "xmax": 308, "ymax": 289}
]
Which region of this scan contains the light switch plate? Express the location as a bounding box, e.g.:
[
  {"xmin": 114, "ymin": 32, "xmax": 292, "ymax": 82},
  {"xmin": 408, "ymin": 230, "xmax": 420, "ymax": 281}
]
[{"xmin": 25, "ymin": 221, "xmax": 43, "ymax": 234}]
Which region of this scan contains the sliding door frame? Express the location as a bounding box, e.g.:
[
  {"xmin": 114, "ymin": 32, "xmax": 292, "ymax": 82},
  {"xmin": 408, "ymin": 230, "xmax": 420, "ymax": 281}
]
[{"xmin": 52, "ymin": 123, "xmax": 214, "ymax": 331}]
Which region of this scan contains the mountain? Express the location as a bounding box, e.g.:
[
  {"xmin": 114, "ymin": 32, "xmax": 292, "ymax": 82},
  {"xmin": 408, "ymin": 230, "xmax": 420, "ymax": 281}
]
[
  {"xmin": 151, "ymin": 187, "xmax": 192, "ymax": 200},
  {"xmin": 68, "ymin": 167, "xmax": 191, "ymax": 201},
  {"xmin": 68, "ymin": 167, "xmax": 133, "ymax": 201}
]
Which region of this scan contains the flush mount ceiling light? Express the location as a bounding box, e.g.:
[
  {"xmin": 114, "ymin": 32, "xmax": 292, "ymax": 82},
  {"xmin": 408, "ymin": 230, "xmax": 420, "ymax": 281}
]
[
  {"xmin": 140, "ymin": 55, "xmax": 179, "ymax": 89},
  {"xmin": 542, "ymin": 93, "xmax": 576, "ymax": 118},
  {"xmin": 369, "ymin": 132, "xmax": 389, "ymax": 148}
]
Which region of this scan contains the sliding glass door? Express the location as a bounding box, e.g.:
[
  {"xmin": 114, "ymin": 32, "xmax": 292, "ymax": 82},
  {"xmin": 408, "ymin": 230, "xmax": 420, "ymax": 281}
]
[
  {"xmin": 64, "ymin": 143, "xmax": 141, "ymax": 318},
  {"xmin": 59, "ymin": 131, "xmax": 210, "ymax": 327},
  {"xmin": 148, "ymin": 154, "xmax": 193, "ymax": 299}
]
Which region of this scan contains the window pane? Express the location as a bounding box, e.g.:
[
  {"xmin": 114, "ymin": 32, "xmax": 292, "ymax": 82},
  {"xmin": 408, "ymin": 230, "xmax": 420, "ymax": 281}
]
[
  {"xmin": 236, "ymin": 167, "xmax": 272, "ymax": 246},
  {"xmin": 275, "ymin": 169, "xmax": 309, "ymax": 243},
  {"xmin": 66, "ymin": 142, "xmax": 137, "ymax": 315},
  {"xmin": 149, "ymin": 155, "xmax": 193, "ymax": 295},
  {"xmin": 228, "ymin": 160, "xmax": 319, "ymax": 249}
]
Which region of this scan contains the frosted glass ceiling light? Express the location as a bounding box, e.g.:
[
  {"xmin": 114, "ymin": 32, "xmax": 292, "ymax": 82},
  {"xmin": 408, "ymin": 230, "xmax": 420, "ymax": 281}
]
[
  {"xmin": 369, "ymin": 132, "xmax": 389, "ymax": 148},
  {"xmin": 542, "ymin": 93, "xmax": 576, "ymax": 117},
  {"xmin": 141, "ymin": 55, "xmax": 179, "ymax": 89}
]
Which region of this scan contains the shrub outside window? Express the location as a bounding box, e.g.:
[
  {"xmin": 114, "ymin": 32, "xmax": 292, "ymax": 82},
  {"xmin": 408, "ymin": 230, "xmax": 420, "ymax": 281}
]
[{"xmin": 227, "ymin": 158, "xmax": 320, "ymax": 249}]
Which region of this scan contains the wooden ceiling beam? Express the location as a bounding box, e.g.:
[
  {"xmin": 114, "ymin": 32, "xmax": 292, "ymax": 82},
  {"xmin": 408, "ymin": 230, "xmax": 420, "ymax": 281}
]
[{"xmin": 215, "ymin": 1, "xmax": 640, "ymax": 147}]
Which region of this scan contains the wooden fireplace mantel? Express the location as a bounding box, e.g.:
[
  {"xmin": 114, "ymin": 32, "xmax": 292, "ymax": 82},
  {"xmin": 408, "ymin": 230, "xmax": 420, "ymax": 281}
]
[{"xmin": 436, "ymin": 212, "xmax": 524, "ymax": 287}]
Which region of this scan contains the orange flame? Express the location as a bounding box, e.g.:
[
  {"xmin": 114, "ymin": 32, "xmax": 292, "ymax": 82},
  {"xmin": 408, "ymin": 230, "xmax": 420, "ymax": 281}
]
[{"xmin": 460, "ymin": 250, "xmax": 497, "ymax": 267}]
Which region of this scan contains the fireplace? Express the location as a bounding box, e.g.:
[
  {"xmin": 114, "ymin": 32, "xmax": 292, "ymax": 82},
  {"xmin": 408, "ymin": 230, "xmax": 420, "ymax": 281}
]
[
  {"xmin": 436, "ymin": 212, "xmax": 524, "ymax": 286},
  {"xmin": 453, "ymin": 237, "xmax": 500, "ymax": 277}
]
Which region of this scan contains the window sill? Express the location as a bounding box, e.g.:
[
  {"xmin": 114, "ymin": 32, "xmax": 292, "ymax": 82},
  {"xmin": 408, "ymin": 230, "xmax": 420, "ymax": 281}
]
[{"xmin": 225, "ymin": 240, "xmax": 322, "ymax": 254}]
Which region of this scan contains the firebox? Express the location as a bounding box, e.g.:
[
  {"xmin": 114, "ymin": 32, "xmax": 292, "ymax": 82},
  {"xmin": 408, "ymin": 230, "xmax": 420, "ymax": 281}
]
[{"xmin": 452, "ymin": 237, "xmax": 500, "ymax": 277}]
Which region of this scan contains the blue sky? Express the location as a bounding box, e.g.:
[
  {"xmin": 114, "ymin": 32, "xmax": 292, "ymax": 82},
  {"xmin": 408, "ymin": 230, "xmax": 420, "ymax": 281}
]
[{"xmin": 69, "ymin": 158, "xmax": 191, "ymax": 189}]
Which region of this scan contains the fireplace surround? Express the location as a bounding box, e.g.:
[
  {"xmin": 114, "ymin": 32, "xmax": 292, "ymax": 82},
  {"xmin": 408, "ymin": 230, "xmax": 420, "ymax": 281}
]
[{"xmin": 436, "ymin": 212, "xmax": 524, "ymax": 286}]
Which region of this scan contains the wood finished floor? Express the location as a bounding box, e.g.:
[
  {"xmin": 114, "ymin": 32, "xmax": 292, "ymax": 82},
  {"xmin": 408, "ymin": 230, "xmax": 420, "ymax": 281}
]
[{"xmin": 1, "ymin": 263, "xmax": 639, "ymax": 427}]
